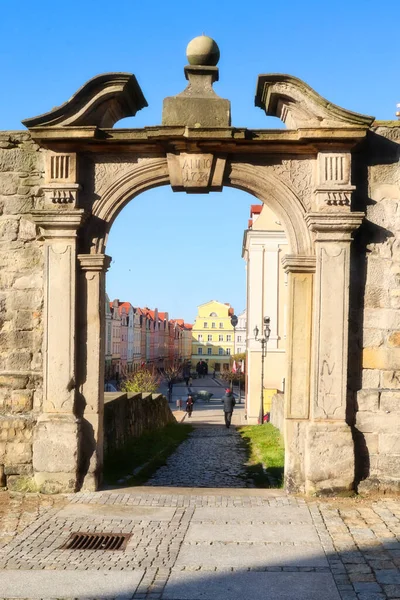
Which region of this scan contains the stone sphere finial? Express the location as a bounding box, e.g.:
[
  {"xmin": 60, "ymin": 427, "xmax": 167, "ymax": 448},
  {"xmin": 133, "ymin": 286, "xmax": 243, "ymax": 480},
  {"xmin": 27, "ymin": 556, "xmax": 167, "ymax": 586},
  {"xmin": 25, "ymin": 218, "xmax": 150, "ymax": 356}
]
[{"xmin": 186, "ymin": 35, "xmax": 220, "ymax": 66}]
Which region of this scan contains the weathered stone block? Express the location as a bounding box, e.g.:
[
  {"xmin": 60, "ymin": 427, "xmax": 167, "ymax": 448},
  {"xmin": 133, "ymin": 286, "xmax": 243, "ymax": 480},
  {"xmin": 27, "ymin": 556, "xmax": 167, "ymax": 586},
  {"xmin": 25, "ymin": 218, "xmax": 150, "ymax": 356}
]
[
  {"xmin": 1, "ymin": 174, "xmax": 20, "ymax": 195},
  {"xmin": 0, "ymin": 218, "xmax": 18, "ymax": 241},
  {"xmin": 387, "ymin": 331, "xmax": 400, "ymax": 347},
  {"xmin": 9, "ymin": 390, "xmax": 33, "ymax": 413},
  {"xmin": 377, "ymin": 455, "xmax": 400, "ymax": 478},
  {"xmin": 0, "ymin": 375, "xmax": 29, "ymax": 390},
  {"xmin": 362, "ymin": 329, "xmax": 384, "ymax": 348},
  {"xmin": 364, "ymin": 308, "xmax": 400, "ymax": 331},
  {"xmin": 2, "ymin": 195, "xmax": 34, "ymax": 215},
  {"xmin": 356, "ymin": 389, "xmax": 379, "ymax": 412},
  {"xmin": 381, "ymin": 370, "xmax": 400, "ymax": 389},
  {"xmin": 356, "ymin": 412, "xmax": 398, "ymax": 434},
  {"xmin": 9, "ymin": 289, "xmax": 43, "ymax": 311},
  {"xmin": 18, "ymin": 219, "xmax": 36, "ymax": 241},
  {"xmin": 13, "ymin": 273, "xmax": 42, "ymax": 290},
  {"xmin": 363, "ymin": 432, "xmax": 379, "ymax": 454},
  {"xmin": 5, "ymin": 441, "xmax": 32, "ymax": 464},
  {"xmin": 380, "ymin": 391, "xmax": 400, "ymax": 412},
  {"xmin": 14, "ymin": 310, "xmax": 39, "ymax": 331},
  {"xmin": 33, "ymin": 414, "xmax": 79, "ymax": 473},
  {"xmin": 362, "ymin": 369, "xmax": 381, "ymax": 388},
  {"xmin": 4, "ymin": 463, "xmax": 33, "ymax": 476},
  {"xmin": 363, "ymin": 347, "xmax": 400, "ymax": 370},
  {"xmin": 0, "ymin": 148, "xmax": 39, "ymax": 173},
  {"xmin": 305, "ymin": 423, "xmax": 354, "ymax": 493},
  {"xmin": 364, "ymin": 285, "xmax": 390, "ymax": 309},
  {"xmin": 379, "ymin": 433, "xmax": 400, "ymax": 454}
]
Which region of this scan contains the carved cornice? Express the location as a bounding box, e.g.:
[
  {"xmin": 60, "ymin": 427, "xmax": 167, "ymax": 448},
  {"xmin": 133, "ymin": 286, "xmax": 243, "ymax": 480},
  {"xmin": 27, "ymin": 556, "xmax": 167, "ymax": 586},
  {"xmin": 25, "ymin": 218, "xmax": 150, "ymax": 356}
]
[
  {"xmin": 255, "ymin": 74, "xmax": 375, "ymax": 130},
  {"xmin": 22, "ymin": 73, "xmax": 147, "ymax": 129},
  {"xmin": 31, "ymin": 209, "xmax": 87, "ymax": 238},
  {"xmin": 282, "ymin": 255, "xmax": 316, "ymax": 273},
  {"xmin": 78, "ymin": 254, "xmax": 112, "ymax": 272},
  {"xmin": 305, "ymin": 212, "xmax": 364, "ymax": 241}
]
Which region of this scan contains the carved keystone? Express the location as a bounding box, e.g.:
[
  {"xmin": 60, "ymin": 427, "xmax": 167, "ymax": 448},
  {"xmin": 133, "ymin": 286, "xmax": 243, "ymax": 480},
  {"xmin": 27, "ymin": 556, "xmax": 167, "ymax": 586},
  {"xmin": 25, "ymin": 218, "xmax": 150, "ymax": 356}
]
[{"xmin": 167, "ymin": 153, "xmax": 226, "ymax": 193}]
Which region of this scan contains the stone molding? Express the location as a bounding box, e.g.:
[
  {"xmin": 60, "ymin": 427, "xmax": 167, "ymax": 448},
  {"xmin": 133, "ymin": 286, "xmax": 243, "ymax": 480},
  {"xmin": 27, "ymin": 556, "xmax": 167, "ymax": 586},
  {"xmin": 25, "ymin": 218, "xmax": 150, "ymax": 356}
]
[
  {"xmin": 282, "ymin": 255, "xmax": 316, "ymax": 273},
  {"xmin": 305, "ymin": 212, "xmax": 364, "ymax": 241},
  {"xmin": 255, "ymin": 74, "xmax": 375, "ymax": 129},
  {"xmin": 78, "ymin": 254, "xmax": 112, "ymax": 272},
  {"xmin": 22, "ymin": 73, "xmax": 147, "ymax": 129},
  {"xmin": 31, "ymin": 210, "xmax": 87, "ymax": 238}
]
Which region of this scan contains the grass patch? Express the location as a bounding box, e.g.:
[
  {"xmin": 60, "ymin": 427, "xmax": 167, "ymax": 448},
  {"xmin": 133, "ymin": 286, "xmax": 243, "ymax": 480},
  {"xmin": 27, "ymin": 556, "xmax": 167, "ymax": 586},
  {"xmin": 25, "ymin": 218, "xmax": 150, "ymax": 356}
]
[
  {"xmin": 238, "ymin": 423, "xmax": 285, "ymax": 488},
  {"xmin": 103, "ymin": 422, "xmax": 193, "ymax": 486}
]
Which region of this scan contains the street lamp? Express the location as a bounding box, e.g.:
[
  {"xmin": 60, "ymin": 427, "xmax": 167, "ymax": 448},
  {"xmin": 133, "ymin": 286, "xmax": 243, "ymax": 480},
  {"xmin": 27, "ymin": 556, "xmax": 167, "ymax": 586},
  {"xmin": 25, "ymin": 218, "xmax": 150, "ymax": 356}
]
[
  {"xmin": 230, "ymin": 314, "xmax": 238, "ymax": 389},
  {"xmin": 253, "ymin": 317, "xmax": 271, "ymax": 425}
]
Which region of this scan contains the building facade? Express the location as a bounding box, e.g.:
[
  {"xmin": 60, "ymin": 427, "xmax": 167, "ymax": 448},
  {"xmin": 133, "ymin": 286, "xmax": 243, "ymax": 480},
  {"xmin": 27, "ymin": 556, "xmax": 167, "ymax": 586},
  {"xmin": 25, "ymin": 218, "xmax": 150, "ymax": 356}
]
[
  {"xmin": 191, "ymin": 300, "xmax": 235, "ymax": 372},
  {"xmin": 243, "ymin": 204, "xmax": 288, "ymax": 423}
]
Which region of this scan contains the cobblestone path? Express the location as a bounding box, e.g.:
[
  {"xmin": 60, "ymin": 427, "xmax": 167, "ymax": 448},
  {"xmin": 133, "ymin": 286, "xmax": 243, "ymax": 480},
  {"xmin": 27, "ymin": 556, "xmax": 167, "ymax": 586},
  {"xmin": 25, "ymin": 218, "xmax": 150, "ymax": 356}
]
[{"xmin": 146, "ymin": 425, "xmax": 251, "ymax": 488}]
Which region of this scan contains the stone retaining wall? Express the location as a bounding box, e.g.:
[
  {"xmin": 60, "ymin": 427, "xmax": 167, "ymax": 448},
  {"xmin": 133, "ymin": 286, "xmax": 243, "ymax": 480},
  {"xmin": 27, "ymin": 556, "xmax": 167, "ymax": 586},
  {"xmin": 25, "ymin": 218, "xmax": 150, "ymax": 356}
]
[{"xmin": 103, "ymin": 392, "xmax": 176, "ymax": 456}]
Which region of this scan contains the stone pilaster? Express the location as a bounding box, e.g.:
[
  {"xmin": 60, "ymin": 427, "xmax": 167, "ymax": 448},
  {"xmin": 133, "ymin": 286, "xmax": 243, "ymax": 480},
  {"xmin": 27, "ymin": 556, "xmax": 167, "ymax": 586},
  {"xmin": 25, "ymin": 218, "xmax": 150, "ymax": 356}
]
[
  {"xmin": 282, "ymin": 255, "xmax": 315, "ymax": 493},
  {"xmin": 77, "ymin": 253, "xmax": 111, "ymax": 491},
  {"xmin": 304, "ymin": 211, "xmax": 364, "ymax": 494},
  {"xmin": 30, "ymin": 209, "xmax": 85, "ymax": 493}
]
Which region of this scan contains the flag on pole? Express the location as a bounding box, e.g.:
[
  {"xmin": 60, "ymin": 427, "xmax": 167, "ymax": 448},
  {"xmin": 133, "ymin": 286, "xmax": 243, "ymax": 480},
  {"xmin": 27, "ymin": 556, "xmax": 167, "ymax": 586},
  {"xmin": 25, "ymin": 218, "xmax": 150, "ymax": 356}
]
[{"xmin": 232, "ymin": 360, "xmax": 237, "ymax": 373}]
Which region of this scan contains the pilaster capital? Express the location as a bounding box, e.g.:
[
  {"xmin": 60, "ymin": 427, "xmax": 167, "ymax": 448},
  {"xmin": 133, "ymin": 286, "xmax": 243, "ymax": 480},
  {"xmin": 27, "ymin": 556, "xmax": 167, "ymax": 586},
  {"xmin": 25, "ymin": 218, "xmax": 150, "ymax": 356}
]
[
  {"xmin": 31, "ymin": 209, "xmax": 87, "ymax": 239},
  {"xmin": 282, "ymin": 255, "xmax": 316, "ymax": 273},
  {"xmin": 305, "ymin": 211, "xmax": 364, "ymax": 242},
  {"xmin": 78, "ymin": 254, "xmax": 112, "ymax": 272}
]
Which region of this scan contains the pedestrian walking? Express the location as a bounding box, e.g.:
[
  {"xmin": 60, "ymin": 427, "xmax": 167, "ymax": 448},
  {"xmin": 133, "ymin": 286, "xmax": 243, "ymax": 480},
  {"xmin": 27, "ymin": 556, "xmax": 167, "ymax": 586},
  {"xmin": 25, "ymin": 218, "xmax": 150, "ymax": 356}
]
[
  {"xmin": 186, "ymin": 395, "xmax": 194, "ymax": 418},
  {"xmin": 222, "ymin": 388, "xmax": 236, "ymax": 429}
]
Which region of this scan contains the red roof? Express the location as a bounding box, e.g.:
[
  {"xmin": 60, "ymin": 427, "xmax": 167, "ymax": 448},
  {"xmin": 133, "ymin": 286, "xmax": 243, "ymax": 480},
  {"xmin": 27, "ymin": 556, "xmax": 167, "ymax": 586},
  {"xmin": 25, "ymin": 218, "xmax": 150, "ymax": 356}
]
[{"xmin": 250, "ymin": 204, "xmax": 262, "ymax": 215}]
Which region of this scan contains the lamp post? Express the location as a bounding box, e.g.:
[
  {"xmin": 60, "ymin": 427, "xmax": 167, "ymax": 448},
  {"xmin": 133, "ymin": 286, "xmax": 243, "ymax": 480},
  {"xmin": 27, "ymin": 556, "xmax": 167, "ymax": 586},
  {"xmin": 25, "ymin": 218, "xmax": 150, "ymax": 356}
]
[
  {"xmin": 230, "ymin": 314, "xmax": 238, "ymax": 390},
  {"xmin": 253, "ymin": 317, "xmax": 271, "ymax": 425}
]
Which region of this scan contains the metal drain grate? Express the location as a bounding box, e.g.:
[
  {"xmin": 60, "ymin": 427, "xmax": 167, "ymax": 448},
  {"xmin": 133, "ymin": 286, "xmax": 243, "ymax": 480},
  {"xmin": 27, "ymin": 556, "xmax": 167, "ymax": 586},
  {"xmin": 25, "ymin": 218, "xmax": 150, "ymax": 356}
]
[{"xmin": 60, "ymin": 532, "xmax": 131, "ymax": 551}]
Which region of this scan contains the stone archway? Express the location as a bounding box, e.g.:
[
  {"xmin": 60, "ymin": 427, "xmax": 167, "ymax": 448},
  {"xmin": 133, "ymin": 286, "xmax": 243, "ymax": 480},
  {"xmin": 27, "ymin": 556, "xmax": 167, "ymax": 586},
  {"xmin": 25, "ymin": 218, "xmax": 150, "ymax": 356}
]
[{"xmin": 6, "ymin": 36, "xmax": 383, "ymax": 495}]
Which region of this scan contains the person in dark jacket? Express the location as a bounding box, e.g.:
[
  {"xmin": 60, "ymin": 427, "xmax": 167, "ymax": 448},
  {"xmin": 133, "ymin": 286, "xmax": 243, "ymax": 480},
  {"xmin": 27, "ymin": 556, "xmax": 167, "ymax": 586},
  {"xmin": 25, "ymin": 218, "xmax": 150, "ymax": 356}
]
[{"xmin": 222, "ymin": 388, "xmax": 236, "ymax": 428}]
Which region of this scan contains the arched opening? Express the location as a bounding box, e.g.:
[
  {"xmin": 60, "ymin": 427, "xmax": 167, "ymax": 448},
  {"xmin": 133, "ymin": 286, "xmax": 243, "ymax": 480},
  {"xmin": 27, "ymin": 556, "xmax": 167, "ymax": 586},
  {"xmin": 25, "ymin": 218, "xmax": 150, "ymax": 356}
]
[{"xmin": 76, "ymin": 159, "xmax": 313, "ymax": 492}]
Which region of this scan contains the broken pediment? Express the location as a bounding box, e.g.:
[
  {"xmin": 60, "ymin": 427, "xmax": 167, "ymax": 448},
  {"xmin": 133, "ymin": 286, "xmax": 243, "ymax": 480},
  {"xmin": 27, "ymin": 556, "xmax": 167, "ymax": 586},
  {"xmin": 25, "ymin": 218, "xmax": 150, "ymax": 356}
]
[
  {"xmin": 255, "ymin": 74, "xmax": 374, "ymax": 129},
  {"xmin": 22, "ymin": 73, "xmax": 147, "ymax": 129}
]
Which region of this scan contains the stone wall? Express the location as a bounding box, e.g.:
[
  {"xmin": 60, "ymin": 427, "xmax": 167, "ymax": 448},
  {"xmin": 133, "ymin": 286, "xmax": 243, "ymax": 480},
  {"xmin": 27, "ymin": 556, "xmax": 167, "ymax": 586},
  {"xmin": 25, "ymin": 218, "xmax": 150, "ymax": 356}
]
[
  {"xmin": 103, "ymin": 392, "xmax": 176, "ymax": 456},
  {"xmin": 270, "ymin": 392, "xmax": 284, "ymax": 434},
  {"xmin": 350, "ymin": 124, "xmax": 400, "ymax": 492},
  {"xmin": 0, "ymin": 133, "xmax": 44, "ymax": 490}
]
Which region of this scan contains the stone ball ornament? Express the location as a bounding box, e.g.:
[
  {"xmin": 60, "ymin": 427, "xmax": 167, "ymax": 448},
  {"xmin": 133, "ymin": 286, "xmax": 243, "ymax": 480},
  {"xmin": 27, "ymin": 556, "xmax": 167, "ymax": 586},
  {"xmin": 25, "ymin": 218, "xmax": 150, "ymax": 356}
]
[{"xmin": 186, "ymin": 35, "xmax": 220, "ymax": 66}]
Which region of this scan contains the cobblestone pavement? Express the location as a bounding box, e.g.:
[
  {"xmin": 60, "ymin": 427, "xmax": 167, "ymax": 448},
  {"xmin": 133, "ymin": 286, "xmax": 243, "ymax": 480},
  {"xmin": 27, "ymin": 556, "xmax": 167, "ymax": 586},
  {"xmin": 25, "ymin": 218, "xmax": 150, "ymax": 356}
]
[
  {"xmin": 145, "ymin": 424, "xmax": 251, "ymax": 488},
  {"xmin": 0, "ymin": 489, "xmax": 398, "ymax": 599}
]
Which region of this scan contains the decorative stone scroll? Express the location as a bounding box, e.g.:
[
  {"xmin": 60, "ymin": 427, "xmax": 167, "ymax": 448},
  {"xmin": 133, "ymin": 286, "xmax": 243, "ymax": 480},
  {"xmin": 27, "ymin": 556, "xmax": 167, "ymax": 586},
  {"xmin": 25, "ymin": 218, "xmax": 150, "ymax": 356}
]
[
  {"xmin": 167, "ymin": 153, "xmax": 226, "ymax": 193},
  {"xmin": 314, "ymin": 152, "xmax": 355, "ymax": 210},
  {"xmin": 42, "ymin": 151, "xmax": 80, "ymax": 208}
]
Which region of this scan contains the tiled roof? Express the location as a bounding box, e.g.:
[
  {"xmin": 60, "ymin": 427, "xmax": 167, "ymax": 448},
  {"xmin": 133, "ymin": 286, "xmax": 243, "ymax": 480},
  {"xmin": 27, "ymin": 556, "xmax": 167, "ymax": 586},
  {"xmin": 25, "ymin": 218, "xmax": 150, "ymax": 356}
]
[{"xmin": 250, "ymin": 204, "xmax": 262, "ymax": 215}]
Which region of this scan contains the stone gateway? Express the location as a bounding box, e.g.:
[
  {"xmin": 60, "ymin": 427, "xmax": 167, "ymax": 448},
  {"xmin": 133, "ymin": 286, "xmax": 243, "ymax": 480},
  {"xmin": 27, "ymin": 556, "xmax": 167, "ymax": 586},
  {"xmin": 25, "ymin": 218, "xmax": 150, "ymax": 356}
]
[{"xmin": 0, "ymin": 36, "xmax": 399, "ymax": 494}]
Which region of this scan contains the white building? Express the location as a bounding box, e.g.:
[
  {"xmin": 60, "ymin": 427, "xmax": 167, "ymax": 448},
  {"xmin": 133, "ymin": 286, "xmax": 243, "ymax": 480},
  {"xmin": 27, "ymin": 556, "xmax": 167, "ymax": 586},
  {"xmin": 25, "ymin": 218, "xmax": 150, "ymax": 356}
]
[{"xmin": 242, "ymin": 204, "xmax": 288, "ymax": 423}]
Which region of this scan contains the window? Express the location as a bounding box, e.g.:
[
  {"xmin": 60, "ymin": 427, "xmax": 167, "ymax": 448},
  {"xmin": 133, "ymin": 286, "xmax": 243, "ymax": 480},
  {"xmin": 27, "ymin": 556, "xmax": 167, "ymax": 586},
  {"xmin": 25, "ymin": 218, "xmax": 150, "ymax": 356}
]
[
  {"xmin": 207, "ymin": 335, "xmax": 212, "ymax": 341},
  {"xmin": 198, "ymin": 334, "xmax": 203, "ymax": 341},
  {"xmin": 237, "ymin": 347, "xmax": 242, "ymax": 353},
  {"xmin": 207, "ymin": 347, "xmax": 212, "ymax": 355},
  {"xmin": 237, "ymin": 336, "xmax": 242, "ymax": 342},
  {"xmin": 218, "ymin": 348, "xmax": 224, "ymax": 355},
  {"xmin": 219, "ymin": 334, "xmax": 223, "ymax": 341},
  {"xmin": 212, "ymin": 322, "xmax": 216, "ymax": 328},
  {"xmin": 226, "ymin": 348, "xmax": 231, "ymax": 355},
  {"xmin": 204, "ymin": 322, "xmax": 208, "ymax": 328},
  {"xmin": 226, "ymin": 335, "xmax": 232, "ymax": 342},
  {"xmin": 219, "ymin": 322, "xmax": 223, "ymax": 328},
  {"xmin": 198, "ymin": 347, "xmax": 203, "ymax": 355},
  {"xmin": 210, "ymin": 312, "xmax": 217, "ymax": 317}
]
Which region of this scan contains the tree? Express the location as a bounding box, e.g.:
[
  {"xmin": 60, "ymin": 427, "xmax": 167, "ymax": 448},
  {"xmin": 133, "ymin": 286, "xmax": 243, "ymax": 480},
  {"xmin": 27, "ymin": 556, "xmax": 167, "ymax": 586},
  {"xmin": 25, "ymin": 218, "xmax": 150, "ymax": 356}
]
[{"xmin": 121, "ymin": 368, "xmax": 161, "ymax": 394}]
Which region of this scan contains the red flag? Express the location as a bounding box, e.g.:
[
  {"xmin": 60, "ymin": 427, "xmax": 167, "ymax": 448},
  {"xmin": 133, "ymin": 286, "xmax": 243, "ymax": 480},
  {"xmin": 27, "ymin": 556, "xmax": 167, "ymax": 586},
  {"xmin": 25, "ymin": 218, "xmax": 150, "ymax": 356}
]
[{"xmin": 232, "ymin": 360, "xmax": 237, "ymax": 373}]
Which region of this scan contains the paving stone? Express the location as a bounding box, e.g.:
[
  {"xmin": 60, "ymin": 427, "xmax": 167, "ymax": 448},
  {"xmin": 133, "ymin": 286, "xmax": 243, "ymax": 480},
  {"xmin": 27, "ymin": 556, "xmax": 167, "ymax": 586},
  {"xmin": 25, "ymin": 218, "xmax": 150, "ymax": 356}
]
[
  {"xmin": 162, "ymin": 570, "xmax": 341, "ymax": 599},
  {"xmin": 185, "ymin": 522, "xmax": 320, "ymax": 544}
]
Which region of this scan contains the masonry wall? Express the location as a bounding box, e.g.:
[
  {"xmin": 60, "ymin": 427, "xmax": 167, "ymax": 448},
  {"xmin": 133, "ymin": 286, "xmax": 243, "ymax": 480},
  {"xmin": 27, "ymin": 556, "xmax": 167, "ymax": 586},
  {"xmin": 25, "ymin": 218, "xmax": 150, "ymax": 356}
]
[
  {"xmin": 350, "ymin": 124, "xmax": 400, "ymax": 492},
  {"xmin": 103, "ymin": 392, "xmax": 176, "ymax": 456},
  {"xmin": 0, "ymin": 133, "xmax": 44, "ymax": 489}
]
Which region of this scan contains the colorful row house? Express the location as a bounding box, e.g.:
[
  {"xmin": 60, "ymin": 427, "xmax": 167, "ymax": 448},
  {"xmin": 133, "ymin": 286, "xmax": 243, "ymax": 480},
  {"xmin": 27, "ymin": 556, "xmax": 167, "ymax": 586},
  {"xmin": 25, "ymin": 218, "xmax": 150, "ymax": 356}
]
[{"xmin": 105, "ymin": 296, "xmax": 193, "ymax": 380}]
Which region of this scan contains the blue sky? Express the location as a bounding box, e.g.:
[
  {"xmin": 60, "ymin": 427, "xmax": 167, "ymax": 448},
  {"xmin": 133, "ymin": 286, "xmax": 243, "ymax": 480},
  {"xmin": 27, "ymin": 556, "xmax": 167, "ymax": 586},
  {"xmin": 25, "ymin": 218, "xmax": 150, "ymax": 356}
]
[{"xmin": 1, "ymin": 0, "xmax": 398, "ymax": 322}]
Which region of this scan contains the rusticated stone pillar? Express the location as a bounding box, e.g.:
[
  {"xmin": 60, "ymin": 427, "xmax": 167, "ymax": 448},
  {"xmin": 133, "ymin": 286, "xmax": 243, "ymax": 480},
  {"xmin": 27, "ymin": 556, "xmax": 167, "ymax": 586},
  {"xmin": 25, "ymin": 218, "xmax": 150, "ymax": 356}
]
[
  {"xmin": 30, "ymin": 210, "xmax": 85, "ymax": 493},
  {"xmin": 281, "ymin": 255, "xmax": 315, "ymax": 493},
  {"xmin": 305, "ymin": 212, "xmax": 364, "ymax": 494},
  {"xmin": 77, "ymin": 254, "xmax": 111, "ymax": 491}
]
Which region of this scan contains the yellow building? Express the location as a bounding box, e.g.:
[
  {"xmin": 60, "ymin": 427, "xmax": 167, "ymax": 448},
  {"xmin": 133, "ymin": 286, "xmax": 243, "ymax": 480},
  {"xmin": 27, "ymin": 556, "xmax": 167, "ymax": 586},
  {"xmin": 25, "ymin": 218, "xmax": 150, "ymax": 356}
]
[{"xmin": 191, "ymin": 300, "xmax": 235, "ymax": 373}]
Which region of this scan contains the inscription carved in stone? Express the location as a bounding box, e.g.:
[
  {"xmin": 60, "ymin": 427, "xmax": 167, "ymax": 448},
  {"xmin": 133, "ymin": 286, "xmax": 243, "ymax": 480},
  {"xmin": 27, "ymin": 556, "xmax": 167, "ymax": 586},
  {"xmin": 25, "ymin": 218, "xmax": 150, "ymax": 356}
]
[{"xmin": 167, "ymin": 153, "xmax": 226, "ymax": 193}]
